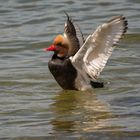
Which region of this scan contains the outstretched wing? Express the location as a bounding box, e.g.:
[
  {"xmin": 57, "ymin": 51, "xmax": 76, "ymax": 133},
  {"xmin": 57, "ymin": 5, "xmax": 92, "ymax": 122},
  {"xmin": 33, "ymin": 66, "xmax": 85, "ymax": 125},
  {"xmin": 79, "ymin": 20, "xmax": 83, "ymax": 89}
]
[
  {"xmin": 71, "ymin": 16, "xmax": 128, "ymax": 80},
  {"xmin": 64, "ymin": 13, "xmax": 84, "ymax": 56}
]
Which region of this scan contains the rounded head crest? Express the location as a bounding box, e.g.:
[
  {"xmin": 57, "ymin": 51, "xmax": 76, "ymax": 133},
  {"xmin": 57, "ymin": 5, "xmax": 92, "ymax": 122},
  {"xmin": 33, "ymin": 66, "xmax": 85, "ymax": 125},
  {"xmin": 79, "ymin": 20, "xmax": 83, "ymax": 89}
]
[{"xmin": 54, "ymin": 35, "xmax": 64, "ymax": 45}]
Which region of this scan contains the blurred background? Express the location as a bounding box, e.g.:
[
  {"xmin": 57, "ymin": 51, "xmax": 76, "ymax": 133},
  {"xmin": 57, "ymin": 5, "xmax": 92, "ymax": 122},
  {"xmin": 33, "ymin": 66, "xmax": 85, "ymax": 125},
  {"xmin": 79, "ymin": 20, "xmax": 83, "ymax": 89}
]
[{"xmin": 0, "ymin": 0, "xmax": 140, "ymax": 139}]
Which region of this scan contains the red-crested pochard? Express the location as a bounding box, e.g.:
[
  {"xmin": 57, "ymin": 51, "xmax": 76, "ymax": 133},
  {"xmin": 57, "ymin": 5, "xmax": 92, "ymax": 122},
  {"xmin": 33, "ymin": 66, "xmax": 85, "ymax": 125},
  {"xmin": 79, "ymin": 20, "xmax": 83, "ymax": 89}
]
[{"xmin": 44, "ymin": 13, "xmax": 128, "ymax": 91}]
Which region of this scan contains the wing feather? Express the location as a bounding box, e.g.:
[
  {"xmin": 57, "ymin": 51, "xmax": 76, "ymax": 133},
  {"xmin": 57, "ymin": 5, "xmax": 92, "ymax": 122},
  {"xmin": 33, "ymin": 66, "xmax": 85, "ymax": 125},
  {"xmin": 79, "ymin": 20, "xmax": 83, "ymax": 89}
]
[
  {"xmin": 71, "ymin": 16, "xmax": 128, "ymax": 80},
  {"xmin": 73, "ymin": 22, "xmax": 84, "ymax": 47},
  {"xmin": 64, "ymin": 13, "xmax": 84, "ymax": 56}
]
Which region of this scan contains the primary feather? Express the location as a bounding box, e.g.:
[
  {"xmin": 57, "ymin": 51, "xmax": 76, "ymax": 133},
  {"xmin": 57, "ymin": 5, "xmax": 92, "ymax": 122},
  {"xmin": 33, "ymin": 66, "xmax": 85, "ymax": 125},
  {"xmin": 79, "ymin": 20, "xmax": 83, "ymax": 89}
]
[
  {"xmin": 64, "ymin": 13, "xmax": 84, "ymax": 56},
  {"xmin": 71, "ymin": 16, "xmax": 128, "ymax": 80}
]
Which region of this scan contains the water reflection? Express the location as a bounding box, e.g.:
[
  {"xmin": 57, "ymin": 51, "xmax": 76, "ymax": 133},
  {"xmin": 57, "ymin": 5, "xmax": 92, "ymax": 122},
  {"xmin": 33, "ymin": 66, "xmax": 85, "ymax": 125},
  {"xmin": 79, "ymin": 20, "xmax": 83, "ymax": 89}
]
[{"xmin": 51, "ymin": 90, "xmax": 112, "ymax": 133}]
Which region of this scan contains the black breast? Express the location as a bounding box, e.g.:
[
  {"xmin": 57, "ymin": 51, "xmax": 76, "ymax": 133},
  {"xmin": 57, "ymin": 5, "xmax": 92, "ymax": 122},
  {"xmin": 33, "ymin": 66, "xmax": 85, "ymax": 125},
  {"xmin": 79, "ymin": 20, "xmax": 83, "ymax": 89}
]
[{"xmin": 48, "ymin": 55, "xmax": 77, "ymax": 90}]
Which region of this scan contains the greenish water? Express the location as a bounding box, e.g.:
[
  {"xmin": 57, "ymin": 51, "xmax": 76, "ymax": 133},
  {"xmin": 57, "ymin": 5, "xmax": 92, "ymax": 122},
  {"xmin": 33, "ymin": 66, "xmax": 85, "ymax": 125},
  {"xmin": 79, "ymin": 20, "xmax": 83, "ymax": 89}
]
[{"xmin": 0, "ymin": 0, "xmax": 140, "ymax": 139}]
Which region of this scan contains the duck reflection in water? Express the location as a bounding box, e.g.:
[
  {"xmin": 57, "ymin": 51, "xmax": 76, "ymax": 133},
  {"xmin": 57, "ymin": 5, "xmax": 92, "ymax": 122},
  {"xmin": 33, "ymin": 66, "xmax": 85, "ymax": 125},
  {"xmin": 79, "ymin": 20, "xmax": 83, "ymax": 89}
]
[{"xmin": 50, "ymin": 90, "xmax": 112, "ymax": 133}]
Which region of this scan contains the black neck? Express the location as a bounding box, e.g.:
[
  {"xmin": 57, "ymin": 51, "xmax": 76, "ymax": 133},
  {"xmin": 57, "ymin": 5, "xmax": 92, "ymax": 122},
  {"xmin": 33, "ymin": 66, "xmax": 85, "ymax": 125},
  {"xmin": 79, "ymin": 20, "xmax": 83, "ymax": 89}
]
[{"xmin": 52, "ymin": 53, "xmax": 68, "ymax": 60}]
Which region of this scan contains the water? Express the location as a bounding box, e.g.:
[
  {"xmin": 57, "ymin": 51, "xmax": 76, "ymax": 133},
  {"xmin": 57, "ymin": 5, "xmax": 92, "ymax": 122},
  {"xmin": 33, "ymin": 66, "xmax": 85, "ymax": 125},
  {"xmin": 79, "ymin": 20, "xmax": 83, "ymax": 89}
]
[{"xmin": 0, "ymin": 0, "xmax": 140, "ymax": 139}]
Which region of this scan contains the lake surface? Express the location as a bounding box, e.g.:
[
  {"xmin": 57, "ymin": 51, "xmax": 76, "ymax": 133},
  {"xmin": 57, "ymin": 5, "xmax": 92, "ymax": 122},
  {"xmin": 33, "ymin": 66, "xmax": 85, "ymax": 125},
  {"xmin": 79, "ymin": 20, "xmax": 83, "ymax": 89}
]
[{"xmin": 0, "ymin": 0, "xmax": 140, "ymax": 139}]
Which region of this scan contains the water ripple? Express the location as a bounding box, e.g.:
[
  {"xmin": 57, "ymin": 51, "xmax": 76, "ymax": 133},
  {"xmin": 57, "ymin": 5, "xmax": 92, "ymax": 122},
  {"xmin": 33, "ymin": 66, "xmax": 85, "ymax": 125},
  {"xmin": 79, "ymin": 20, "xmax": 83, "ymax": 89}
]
[{"xmin": 0, "ymin": 0, "xmax": 140, "ymax": 139}]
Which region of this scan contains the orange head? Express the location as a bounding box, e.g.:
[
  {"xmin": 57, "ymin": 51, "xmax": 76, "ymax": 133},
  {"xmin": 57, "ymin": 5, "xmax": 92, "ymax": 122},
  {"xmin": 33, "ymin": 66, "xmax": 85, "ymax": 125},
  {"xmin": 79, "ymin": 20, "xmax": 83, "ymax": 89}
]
[
  {"xmin": 43, "ymin": 35, "xmax": 69, "ymax": 57},
  {"xmin": 53, "ymin": 35, "xmax": 64, "ymax": 46}
]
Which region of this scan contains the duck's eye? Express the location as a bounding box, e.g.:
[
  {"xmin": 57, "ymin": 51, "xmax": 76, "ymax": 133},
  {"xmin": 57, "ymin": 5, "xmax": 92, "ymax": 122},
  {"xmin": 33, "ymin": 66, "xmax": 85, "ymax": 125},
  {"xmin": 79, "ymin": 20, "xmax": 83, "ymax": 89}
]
[{"xmin": 56, "ymin": 42, "xmax": 62, "ymax": 46}]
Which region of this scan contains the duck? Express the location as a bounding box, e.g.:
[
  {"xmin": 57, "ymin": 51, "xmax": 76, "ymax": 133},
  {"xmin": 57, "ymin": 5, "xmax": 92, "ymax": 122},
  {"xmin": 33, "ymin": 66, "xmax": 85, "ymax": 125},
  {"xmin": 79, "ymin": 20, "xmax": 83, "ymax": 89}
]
[{"xmin": 43, "ymin": 13, "xmax": 128, "ymax": 91}]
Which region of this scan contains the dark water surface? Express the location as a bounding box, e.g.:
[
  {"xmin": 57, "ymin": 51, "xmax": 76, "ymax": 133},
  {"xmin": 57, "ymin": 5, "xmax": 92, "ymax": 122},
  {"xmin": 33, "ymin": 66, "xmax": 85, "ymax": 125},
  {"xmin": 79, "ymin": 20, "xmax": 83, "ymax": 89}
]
[{"xmin": 0, "ymin": 0, "xmax": 140, "ymax": 139}]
